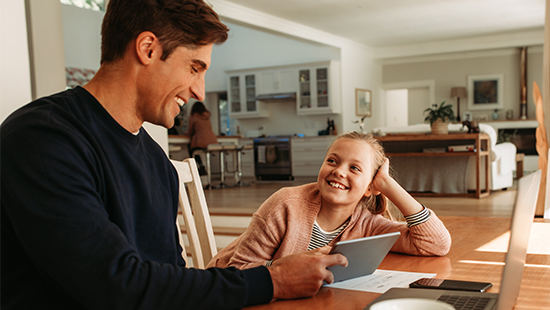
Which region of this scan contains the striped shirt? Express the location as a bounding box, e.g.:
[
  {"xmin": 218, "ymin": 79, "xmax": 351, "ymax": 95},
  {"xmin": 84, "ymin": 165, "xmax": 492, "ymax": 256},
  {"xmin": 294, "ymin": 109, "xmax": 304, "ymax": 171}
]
[
  {"xmin": 264, "ymin": 220, "xmax": 349, "ymax": 267},
  {"xmin": 405, "ymin": 205, "xmax": 430, "ymax": 227},
  {"xmin": 307, "ymin": 219, "xmax": 350, "ymax": 251}
]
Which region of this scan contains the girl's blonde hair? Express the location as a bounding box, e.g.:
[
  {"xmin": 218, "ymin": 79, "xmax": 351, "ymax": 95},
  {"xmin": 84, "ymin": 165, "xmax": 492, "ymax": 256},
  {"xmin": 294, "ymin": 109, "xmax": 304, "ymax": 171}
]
[{"xmin": 330, "ymin": 132, "xmax": 393, "ymax": 219}]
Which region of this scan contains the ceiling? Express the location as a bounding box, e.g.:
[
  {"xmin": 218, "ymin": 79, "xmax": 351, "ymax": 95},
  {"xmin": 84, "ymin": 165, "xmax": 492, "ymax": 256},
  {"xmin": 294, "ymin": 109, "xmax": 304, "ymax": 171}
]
[{"xmin": 222, "ymin": 0, "xmax": 546, "ymax": 48}]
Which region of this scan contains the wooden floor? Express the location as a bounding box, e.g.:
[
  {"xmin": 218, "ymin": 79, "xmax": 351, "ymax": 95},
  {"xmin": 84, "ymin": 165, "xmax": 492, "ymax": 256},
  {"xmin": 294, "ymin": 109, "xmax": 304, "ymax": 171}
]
[{"xmin": 204, "ymin": 177, "xmax": 517, "ymax": 218}]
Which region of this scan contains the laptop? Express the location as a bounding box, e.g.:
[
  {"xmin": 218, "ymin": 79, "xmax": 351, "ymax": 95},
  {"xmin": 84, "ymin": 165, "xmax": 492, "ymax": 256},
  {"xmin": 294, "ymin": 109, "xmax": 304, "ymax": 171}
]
[
  {"xmin": 365, "ymin": 169, "xmax": 542, "ymax": 310},
  {"xmin": 328, "ymin": 231, "xmax": 400, "ymax": 282}
]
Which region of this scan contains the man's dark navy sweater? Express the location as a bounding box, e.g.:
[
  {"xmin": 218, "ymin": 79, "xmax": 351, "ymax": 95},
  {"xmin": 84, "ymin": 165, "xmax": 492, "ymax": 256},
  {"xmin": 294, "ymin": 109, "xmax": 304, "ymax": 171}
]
[{"xmin": 1, "ymin": 87, "xmax": 272, "ymax": 309}]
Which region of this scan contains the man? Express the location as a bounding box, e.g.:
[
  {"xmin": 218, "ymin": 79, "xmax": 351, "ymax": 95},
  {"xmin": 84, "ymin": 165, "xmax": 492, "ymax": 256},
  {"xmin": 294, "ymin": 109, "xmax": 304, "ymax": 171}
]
[{"xmin": 1, "ymin": 0, "xmax": 346, "ymax": 309}]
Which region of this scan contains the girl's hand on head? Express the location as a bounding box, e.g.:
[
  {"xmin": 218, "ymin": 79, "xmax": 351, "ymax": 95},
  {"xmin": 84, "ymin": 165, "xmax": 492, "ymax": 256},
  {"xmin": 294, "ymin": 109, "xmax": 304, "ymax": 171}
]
[{"xmin": 370, "ymin": 157, "xmax": 391, "ymax": 195}]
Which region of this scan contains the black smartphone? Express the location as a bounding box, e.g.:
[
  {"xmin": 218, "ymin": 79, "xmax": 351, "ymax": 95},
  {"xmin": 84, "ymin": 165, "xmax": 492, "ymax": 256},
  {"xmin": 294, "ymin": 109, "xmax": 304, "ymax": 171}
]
[{"xmin": 409, "ymin": 278, "xmax": 493, "ymax": 292}]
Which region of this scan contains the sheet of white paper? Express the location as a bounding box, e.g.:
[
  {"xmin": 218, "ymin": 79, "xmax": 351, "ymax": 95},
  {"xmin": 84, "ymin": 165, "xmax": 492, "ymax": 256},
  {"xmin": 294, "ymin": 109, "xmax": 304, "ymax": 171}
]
[{"xmin": 324, "ymin": 269, "xmax": 436, "ymax": 294}]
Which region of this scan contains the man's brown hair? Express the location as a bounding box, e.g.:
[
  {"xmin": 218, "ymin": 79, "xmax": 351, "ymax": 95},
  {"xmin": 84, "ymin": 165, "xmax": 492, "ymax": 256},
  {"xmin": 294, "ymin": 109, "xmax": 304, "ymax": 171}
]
[{"xmin": 100, "ymin": 0, "xmax": 229, "ymax": 63}]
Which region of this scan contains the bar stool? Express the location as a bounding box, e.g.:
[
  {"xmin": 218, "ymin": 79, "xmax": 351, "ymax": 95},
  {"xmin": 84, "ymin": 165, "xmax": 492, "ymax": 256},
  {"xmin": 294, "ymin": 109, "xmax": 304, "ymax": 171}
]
[
  {"xmin": 193, "ymin": 145, "xmax": 218, "ymax": 189},
  {"xmin": 190, "ymin": 148, "xmax": 210, "ymax": 188},
  {"xmin": 218, "ymin": 144, "xmax": 237, "ymax": 188},
  {"xmin": 234, "ymin": 144, "xmax": 253, "ymax": 186},
  {"xmin": 198, "ymin": 143, "xmax": 237, "ymax": 189}
]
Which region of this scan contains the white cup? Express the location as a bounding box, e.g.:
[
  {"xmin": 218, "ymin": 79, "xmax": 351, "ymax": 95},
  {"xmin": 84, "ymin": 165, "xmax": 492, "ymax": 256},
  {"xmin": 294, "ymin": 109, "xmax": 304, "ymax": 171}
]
[{"xmin": 370, "ymin": 298, "xmax": 455, "ymax": 310}]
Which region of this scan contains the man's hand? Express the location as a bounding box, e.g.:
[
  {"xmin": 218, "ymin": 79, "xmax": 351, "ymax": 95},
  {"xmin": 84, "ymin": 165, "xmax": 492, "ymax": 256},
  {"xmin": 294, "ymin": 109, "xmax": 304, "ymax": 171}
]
[{"xmin": 267, "ymin": 245, "xmax": 348, "ymax": 300}]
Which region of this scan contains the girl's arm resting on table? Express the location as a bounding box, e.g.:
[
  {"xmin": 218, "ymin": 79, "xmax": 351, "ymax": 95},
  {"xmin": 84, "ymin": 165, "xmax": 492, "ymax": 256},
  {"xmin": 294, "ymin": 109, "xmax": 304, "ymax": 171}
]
[{"xmin": 370, "ymin": 211, "xmax": 451, "ymax": 256}]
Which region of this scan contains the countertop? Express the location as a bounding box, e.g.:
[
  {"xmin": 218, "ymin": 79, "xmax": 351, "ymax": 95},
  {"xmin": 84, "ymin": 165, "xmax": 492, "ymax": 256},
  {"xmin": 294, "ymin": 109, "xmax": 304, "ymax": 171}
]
[{"xmin": 168, "ymin": 135, "xmax": 244, "ymax": 144}]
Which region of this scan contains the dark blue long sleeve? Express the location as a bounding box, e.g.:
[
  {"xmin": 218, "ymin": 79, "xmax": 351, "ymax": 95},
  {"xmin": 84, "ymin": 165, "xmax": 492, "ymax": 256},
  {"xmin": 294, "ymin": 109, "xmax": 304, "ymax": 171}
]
[{"xmin": 1, "ymin": 87, "xmax": 273, "ymax": 309}]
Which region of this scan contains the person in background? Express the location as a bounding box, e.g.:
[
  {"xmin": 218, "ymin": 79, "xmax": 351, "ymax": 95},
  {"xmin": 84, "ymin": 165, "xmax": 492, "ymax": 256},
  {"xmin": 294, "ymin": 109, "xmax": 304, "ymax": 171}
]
[
  {"xmin": 0, "ymin": 0, "xmax": 347, "ymax": 309},
  {"xmin": 186, "ymin": 101, "xmax": 218, "ymax": 173},
  {"xmin": 208, "ymin": 131, "xmax": 452, "ymax": 269}
]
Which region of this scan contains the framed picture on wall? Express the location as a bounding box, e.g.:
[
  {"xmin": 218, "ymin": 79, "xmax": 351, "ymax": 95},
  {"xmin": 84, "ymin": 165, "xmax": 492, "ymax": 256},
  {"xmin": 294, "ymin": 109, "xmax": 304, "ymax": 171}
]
[
  {"xmin": 467, "ymin": 74, "xmax": 503, "ymax": 110},
  {"xmin": 355, "ymin": 88, "xmax": 372, "ymax": 117}
]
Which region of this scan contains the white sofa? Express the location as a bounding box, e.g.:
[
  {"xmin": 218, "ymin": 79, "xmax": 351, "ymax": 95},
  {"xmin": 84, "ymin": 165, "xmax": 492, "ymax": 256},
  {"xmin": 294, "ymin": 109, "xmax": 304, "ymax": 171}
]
[{"xmin": 371, "ymin": 123, "xmax": 517, "ymax": 192}]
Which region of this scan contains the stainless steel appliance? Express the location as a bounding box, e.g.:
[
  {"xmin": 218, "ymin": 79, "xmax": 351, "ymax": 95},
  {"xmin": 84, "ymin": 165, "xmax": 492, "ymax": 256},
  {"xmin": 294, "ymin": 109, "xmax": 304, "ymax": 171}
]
[{"xmin": 254, "ymin": 136, "xmax": 293, "ymax": 180}]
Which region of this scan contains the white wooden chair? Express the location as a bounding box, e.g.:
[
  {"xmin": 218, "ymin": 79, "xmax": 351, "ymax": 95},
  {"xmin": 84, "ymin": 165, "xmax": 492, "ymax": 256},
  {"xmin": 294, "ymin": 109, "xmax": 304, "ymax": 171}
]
[
  {"xmin": 171, "ymin": 158, "xmax": 217, "ymax": 269},
  {"xmin": 545, "ymin": 147, "xmax": 550, "ymax": 219},
  {"xmin": 533, "ymin": 82, "xmax": 548, "ymax": 217}
]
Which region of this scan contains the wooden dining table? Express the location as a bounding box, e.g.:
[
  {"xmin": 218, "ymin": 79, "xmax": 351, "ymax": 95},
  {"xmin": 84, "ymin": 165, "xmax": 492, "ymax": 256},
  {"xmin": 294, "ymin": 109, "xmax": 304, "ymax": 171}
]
[{"xmin": 244, "ymin": 216, "xmax": 550, "ymax": 310}]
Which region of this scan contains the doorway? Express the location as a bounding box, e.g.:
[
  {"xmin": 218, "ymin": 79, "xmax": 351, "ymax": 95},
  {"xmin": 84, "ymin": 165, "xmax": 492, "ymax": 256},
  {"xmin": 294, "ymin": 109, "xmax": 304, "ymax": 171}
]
[
  {"xmin": 382, "ymin": 80, "xmax": 435, "ymax": 127},
  {"xmin": 385, "ymin": 89, "xmax": 408, "ymax": 127}
]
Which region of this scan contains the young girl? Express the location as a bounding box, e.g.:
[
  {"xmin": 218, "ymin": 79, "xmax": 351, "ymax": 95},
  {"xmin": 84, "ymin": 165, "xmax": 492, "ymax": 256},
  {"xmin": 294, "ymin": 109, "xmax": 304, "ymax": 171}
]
[{"xmin": 208, "ymin": 132, "xmax": 451, "ymax": 269}]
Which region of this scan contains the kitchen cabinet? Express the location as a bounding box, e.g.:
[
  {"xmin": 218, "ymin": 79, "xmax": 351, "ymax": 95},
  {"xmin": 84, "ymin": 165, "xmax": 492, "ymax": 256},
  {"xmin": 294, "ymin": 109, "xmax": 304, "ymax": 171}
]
[
  {"xmin": 226, "ymin": 61, "xmax": 341, "ymax": 118},
  {"xmin": 257, "ymin": 69, "xmax": 296, "ymax": 94},
  {"xmin": 296, "ymin": 61, "xmax": 341, "ymax": 115},
  {"xmin": 227, "ymin": 73, "xmax": 268, "ymax": 118},
  {"xmin": 291, "ymin": 136, "xmax": 337, "ymax": 177}
]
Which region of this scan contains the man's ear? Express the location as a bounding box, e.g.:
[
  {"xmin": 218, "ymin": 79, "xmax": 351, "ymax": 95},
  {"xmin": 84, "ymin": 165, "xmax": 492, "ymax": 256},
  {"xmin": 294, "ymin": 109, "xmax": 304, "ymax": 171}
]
[{"xmin": 135, "ymin": 31, "xmax": 159, "ymax": 65}]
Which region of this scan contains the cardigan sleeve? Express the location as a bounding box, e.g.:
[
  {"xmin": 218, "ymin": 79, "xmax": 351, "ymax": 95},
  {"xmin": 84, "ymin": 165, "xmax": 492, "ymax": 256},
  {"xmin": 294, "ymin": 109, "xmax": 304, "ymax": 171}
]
[
  {"xmin": 222, "ymin": 212, "xmax": 284, "ymax": 269},
  {"xmin": 207, "ymin": 185, "xmax": 320, "ymax": 270},
  {"xmin": 362, "ymin": 209, "xmax": 451, "ymax": 256}
]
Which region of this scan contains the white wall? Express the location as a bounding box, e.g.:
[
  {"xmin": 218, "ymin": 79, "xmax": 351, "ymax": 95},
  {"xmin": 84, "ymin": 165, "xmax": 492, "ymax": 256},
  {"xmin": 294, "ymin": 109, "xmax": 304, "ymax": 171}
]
[
  {"xmin": 408, "ymin": 87, "xmax": 430, "ymax": 125},
  {"xmin": 1, "ymin": 0, "xmax": 66, "ymax": 123},
  {"xmin": 340, "ymin": 43, "xmax": 380, "ymax": 134},
  {"xmin": 1, "ymin": 0, "xmax": 32, "ymax": 122},
  {"xmin": 62, "ymin": 4, "xmax": 102, "ymax": 70},
  {"xmin": 26, "ymin": 0, "xmax": 66, "ymax": 99}
]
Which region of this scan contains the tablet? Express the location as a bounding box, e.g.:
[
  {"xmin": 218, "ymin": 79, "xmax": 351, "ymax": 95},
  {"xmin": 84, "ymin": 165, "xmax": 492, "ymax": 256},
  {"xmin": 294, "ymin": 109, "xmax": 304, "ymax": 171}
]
[{"xmin": 327, "ymin": 231, "xmax": 400, "ymax": 282}]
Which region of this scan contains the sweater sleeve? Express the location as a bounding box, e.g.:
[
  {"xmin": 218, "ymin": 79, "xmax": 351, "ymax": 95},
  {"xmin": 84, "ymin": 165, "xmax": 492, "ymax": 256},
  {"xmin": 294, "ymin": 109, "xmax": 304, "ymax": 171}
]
[
  {"xmin": 208, "ymin": 190, "xmax": 298, "ymax": 270},
  {"xmin": 225, "ymin": 212, "xmax": 284, "ymax": 269},
  {"xmin": 1, "ymin": 114, "xmax": 272, "ymax": 309},
  {"xmin": 363, "ymin": 210, "xmax": 451, "ymax": 256}
]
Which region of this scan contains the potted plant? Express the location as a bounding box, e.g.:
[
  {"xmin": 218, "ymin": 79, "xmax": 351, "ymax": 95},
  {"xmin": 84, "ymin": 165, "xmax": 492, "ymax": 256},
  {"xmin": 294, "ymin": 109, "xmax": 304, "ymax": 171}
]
[{"xmin": 423, "ymin": 101, "xmax": 456, "ymax": 135}]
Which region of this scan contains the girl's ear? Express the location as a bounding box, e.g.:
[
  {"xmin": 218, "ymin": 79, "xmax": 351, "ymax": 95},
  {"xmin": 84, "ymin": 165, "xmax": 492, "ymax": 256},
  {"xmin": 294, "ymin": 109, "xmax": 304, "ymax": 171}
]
[
  {"xmin": 364, "ymin": 185, "xmax": 373, "ymax": 198},
  {"xmin": 366, "ymin": 182, "xmax": 381, "ymax": 197}
]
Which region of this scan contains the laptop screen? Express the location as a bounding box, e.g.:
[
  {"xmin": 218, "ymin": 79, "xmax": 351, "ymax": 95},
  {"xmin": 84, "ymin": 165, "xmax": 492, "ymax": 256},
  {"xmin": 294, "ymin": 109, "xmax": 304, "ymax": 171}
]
[{"xmin": 496, "ymin": 170, "xmax": 541, "ymax": 310}]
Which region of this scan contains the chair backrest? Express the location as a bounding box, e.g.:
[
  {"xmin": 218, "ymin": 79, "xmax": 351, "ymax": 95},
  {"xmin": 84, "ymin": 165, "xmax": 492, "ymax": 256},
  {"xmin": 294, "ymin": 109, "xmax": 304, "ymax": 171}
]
[
  {"xmin": 170, "ymin": 158, "xmax": 217, "ymax": 268},
  {"xmin": 533, "ymin": 82, "xmax": 548, "ymax": 217},
  {"xmin": 546, "ymin": 147, "xmax": 550, "ymax": 219}
]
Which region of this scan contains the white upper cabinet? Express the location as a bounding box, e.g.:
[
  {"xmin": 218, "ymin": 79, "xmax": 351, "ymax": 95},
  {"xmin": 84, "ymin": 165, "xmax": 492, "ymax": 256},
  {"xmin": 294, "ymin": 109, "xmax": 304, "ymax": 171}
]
[
  {"xmin": 226, "ymin": 61, "xmax": 341, "ymax": 119},
  {"xmin": 257, "ymin": 69, "xmax": 296, "ymax": 94},
  {"xmin": 296, "ymin": 61, "xmax": 341, "ymax": 115},
  {"xmin": 228, "ymin": 73, "xmax": 268, "ymax": 119}
]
